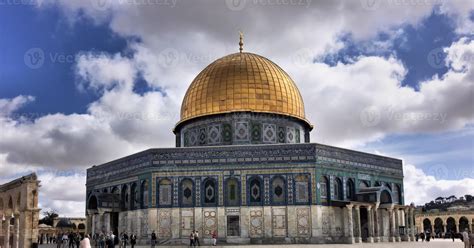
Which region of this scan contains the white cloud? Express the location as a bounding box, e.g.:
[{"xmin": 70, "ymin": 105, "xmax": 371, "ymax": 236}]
[{"xmin": 403, "ymin": 164, "xmax": 474, "ymax": 205}]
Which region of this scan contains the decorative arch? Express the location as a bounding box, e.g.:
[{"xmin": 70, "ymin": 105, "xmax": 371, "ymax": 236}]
[
  {"xmin": 78, "ymin": 223, "xmax": 86, "ymax": 230},
  {"xmin": 434, "ymin": 218, "xmax": 444, "ymax": 235},
  {"xmin": 346, "ymin": 178, "xmax": 355, "ymax": 201},
  {"xmin": 271, "ymin": 175, "xmax": 286, "ymax": 204},
  {"xmin": 374, "ymin": 181, "xmax": 381, "ymax": 187},
  {"xmin": 15, "ymin": 192, "xmax": 21, "ymax": 212},
  {"xmin": 359, "ymin": 180, "xmax": 369, "ymax": 189},
  {"xmin": 202, "ymin": 178, "xmax": 218, "ymax": 206},
  {"xmin": 157, "ymin": 178, "xmax": 173, "ymax": 207},
  {"xmin": 334, "ymin": 177, "xmax": 343, "ymax": 201},
  {"xmin": 141, "ymin": 180, "xmax": 149, "ymax": 209},
  {"xmin": 225, "ymin": 177, "xmax": 240, "ymax": 206},
  {"xmin": 320, "ymin": 176, "xmax": 329, "ymax": 201},
  {"xmin": 121, "ymin": 184, "xmax": 129, "ymax": 211},
  {"xmin": 111, "ymin": 186, "xmax": 119, "ymax": 194},
  {"xmin": 294, "ymin": 174, "xmax": 310, "ymax": 204},
  {"xmin": 0, "ymin": 197, "xmax": 4, "ymax": 211},
  {"xmin": 102, "ymin": 188, "xmax": 108, "ymax": 193},
  {"xmin": 394, "ymin": 184, "xmax": 402, "ymax": 204},
  {"xmin": 130, "ymin": 183, "xmax": 138, "ymax": 210},
  {"xmin": 180, "ymin": 178, "xmax": 194, "ymax": 207},
  {"xmin": 87, "ymin": 195, "xmax": 98, "ymax": 210},
  {"xmin": 248, "ymin": 176, "xmax": 263, "ymax": 205},
  {"xmin": 459, "ymin": 216, "xmax": 469, "ymax": 232},
  {"xmin": 8, "ymin": 195, "xmax": 13, "ymax": 209},
  {"xmin": 380, "ymin": 190, "xmax": 392, "ymax": 204},
  {"xmin": 423, "ymin": 218, "xmax": 432, "ymax": 232},
  {"xmin": 446, "ymin": 217, "xmax": 456, "ymax": 232}
]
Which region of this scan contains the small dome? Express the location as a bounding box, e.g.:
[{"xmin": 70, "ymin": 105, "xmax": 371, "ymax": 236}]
[{"xmin": 178, "ymin": 52, "xmax": 310, "ymax": 127}]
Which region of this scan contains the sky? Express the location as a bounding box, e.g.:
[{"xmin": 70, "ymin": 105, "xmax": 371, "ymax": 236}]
[{"xmin": 0, "ymin": 0, "xmax": 473, "ymax": 217}]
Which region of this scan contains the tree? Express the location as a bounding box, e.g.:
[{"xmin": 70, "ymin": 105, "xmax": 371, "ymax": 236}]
[{"xmin": 39, "ymin": 210, "xmax": 58, "ymax": 226}]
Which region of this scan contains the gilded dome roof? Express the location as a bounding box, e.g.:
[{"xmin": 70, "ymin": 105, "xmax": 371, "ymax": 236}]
[{"xmin": 179, "ymin": 52, "xmax": 309, "ymax": 126}]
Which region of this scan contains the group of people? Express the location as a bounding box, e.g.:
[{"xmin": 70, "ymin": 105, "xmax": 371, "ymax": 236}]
[
  {"xmin": 38, "ymin": 232, "xmax": 92, "ymax": 248},
  {"xmin": 188, "ymin": 230, "xmax": 217, "ymax": 247},
  {"xmin": 92, "ymin": 231, "xmax": 138, "ymax": 248},
  {"xmin": 415, "ymin": 228, "xmax": 474, "ymax": 248}
]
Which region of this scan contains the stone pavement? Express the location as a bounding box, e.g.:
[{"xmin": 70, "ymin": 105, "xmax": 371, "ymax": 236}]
[{"xmin": 38, "ymin": 239, "xmax": 466, "ymax": 248}]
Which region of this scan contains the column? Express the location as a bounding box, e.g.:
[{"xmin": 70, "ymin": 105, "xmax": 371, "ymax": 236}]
[
  {"xmin": 3, "ymin": 217, "xmax": 10, "ymax": 248},
  {"xmin": 373, "ymin": 206, "xmax": 380, "ymax": 242},
  {"xmin": 409, "ymin": 207, "xmax": 415, "ymax": 240},
  {"xmin": 388, "ymin": 208, "xmax": 395, "ymax": 242},
  {"xmin": 91, "ymin": 214, "xmax": 96, "ymax": 235},
  {"xmin": 354, "ymin": 206, "xmax": 361, "ymax": 243},
  {"xmin": 345, "ymin": 205, "xmax": 354, "ymax": 244},
  {"xmin": 367, "ymin": 206, "xmax": 374, "ymax": 243},
  {"xmin": 13, "ymin": 215, "xmax": 19, "ymax": 248},
  {"xmin": 394, "ymin": 208, "xmax": 400, "ymax": 242}
]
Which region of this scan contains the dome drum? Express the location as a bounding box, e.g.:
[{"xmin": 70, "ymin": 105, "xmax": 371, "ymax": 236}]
[{"xmin": 175, "ymin": 112, "xmax": 310, "ymax": 147}]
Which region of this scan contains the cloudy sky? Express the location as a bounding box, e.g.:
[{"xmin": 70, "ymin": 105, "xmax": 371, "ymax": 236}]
[{"xmin": 0, "ymin": 0, "xmax": 473, "ymax": 217}]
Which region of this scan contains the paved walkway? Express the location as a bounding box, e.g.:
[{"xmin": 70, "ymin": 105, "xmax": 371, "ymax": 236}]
[{"xmin": 38, "ymin": 239, "xmax": 466, "ymax": 248}]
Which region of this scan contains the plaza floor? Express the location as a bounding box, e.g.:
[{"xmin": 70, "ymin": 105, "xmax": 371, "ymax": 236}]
[{"xmin": 38, "ymin": 239, "xmax": 466, "ymax": 248}]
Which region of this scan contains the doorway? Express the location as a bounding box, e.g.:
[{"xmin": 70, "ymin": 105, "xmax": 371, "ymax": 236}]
[
  {"xmin": 227, "ymin": 216, "xmax": 240, "ymax": 236},
  {"xmin": 360, "ymin": 208, "xmax": 369, "ymax": 242},
  {"xmin": 110, "ymin": 212, "xmax": 119, "ymax": 235}
]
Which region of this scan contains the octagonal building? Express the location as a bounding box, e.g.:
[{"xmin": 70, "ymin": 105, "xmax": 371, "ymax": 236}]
[{"xmin": 85, "ymin": 41, "xmax": 416, "ymax": 245}]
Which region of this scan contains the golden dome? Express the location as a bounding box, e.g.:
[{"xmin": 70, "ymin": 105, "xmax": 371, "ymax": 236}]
[{"xmin": 179, "ymin": 52, "xmax": 310, "ymax": 126}]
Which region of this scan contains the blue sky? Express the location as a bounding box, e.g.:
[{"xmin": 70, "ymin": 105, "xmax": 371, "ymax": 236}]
[{"xmin": 0, "ymin": 1, "xmax": 472, "ymax": 216}]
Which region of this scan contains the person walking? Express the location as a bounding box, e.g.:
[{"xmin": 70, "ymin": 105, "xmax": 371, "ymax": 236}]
[
  {"xmin": 211, "ymin": 231, "xmax": 217, "ymax": 246},
  {"xmin": 121, "ymin": 232, "xmax": 129, "ymax": 248},
  {"xmin": 150, "ymin": 230, "xmax": 157, "ymax": 247},
  {"xmin": 462, "ymin": 229, "xmax": 470, "ymax": 248},
  {"xmin": 80, "ymin": 235, "xmax": 92, "ymax": 248},
  {"xmin": 452, "ymin": 230, "xmax": 456, "ymax": 242},
  {"xmin": 420, "ymin": 232, "xmax": 425, "ymax": 242},
  {"xmin": 194, "ymin": 230, "xmax": 200, "ymax": 246},
  {"xmin": 130, "ymin": 233, "xmax": 137, "ymax": 248},
  {"xmin": 189, "ymin": 231, "xmax": 195, "ymax": 247}
]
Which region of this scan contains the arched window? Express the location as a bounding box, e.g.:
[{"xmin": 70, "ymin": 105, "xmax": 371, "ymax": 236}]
[
  {"xmin": 158, "ymin": 179, "xmax": 172, "ymax": 206},
  {"xmin": 203, "ymin": 178, "xmax": 217, "ymax": 206},
  {"xmin": 225, "ymin": 178, "xmax": 240, "ymax": 206},
  {"xmin": 334, "ymin": 177, "xmax": 343, "ymax": 200},
  {"xmin": 271, "ymin": 176, "xmax": 286, "ymax": 204},
  {"xmin": 346, "ymin": 178, "xmax": 355, "ymax": 201},
  {"xmin": 396, "ymin": 184, "xmax": 402, "ymax": 204},
  {"xmin": 294, "ymin": 174, "xmax": 310, "ymax": 204},
  {"xmin": 446, "ymin": 217, "xmax": 456, "ymax": 232},
  {"xmin": 0, "ymin": 198, "xmax": 4, "ymax": 211},
  {"xmin": 87, "ymin": 196, "xmax": 98, "ymax": 210},
  {"xmin": 121, "ymin": 185, "xmax": 129, "ymax": 211},
  {"xmin": 141, "ymin": 180, "xmax": 149, "ymax": 209},
  {"xmin": 374, "ymin": 181, "xmax": 381, "ymax": 187},
  {"xmin": 8, "ymin": 196, "xmax": 13, "ymax": 209},
  {"xmin": 434, "ymin": 218, "xmax": 444, "ymax": 235},
  {"xmin": 248, "ymin": 177, "xmax": 262, "ymax": 205},
  {"xmin": 459, "ymin": 216, "xmax": 469, "ymax": 232},
  {"xmin": 102, "ymin": 188, "xmax": 108, "ymax": 193},
  {"xmin": 320, "ymin": 176, "xmax": 329, "ymax": 200},
  {"xmin": 180, "ymin": 178, "xmax": 194, "ymax": 206},
  {"xmin": 130, "ymin": 183, "xmax": 137, "ymax": 210}
]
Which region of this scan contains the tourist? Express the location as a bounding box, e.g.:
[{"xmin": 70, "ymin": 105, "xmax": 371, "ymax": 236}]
[
  {"xmin": 415, "ymin": 233, "xmax": 419, "ymax": 242},
  {"xmin": 194, "ymin": 230, "xmax": 200, "ymax": 246},
  {"xmin": 130, "ymin": 233, "xmax": 137, "ymax": 248},
  {"xmin": 189, "ymin": 231, "xmax": 195, "ymax": 247},
  {"xmin": 462, "ymin": 229, "xmax": 470, "ymax": 248},
  {"xmin": 211, "ymin": 231, "xmax": 217, "ymax": 246},
  {"xmin": 426, "ymin": 230, "xmax": 431, "ymax": 242},
  {"xmin": 452, "ymin": 230, "xmax": 456, "ymax": 242},
  {"xmin": 80, "ymin": 234, "xmax": 91, "ymax": 248},
  {"xmin": 469, "ymin": 231, "xmax": 474, "ymax": 248},
  {"xmin": 121, "ymin": 232, "xmax": 129, "ymax": 248},
  {"xmin": 151, "ymin": 230, "xmax": 157, "ymax": 247},
  {"xmin": 420, "ymin": 232, "xmax": 425, "ymax": 242},
  {"xmin": 98, "ymin": 233, "xmax": 106, "ymax": 248}
]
